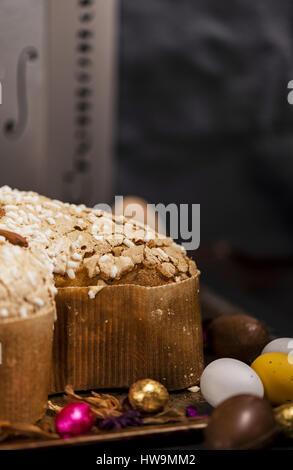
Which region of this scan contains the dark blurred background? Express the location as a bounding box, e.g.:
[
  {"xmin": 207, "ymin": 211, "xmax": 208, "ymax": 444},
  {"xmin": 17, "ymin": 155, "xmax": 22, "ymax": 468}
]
[{"xmin": 115, "ymin": 0, "xmax": 293, "ymax": 332}]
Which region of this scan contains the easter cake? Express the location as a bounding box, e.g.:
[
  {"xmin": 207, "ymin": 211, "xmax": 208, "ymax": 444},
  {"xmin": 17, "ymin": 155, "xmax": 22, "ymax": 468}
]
[
  {"xmin": 0, "ymin": 243, "xmax": 56, "ymax": 422},
  {"xmin": 0, "ymin": 186, "xmax": 203, "ymax": 392}
]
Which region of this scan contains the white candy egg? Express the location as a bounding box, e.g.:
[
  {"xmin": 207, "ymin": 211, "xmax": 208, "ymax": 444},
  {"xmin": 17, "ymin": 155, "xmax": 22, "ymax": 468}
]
[
  {"xmin": 200, "ymin": 358, "xmax": 264, "ymax": 407},
  {"xmin": 262, "ymin": 338, "xmax": 293, "ymax": 356}
]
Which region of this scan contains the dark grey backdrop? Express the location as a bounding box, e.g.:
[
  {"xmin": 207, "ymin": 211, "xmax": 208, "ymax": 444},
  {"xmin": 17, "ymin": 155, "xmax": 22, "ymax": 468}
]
[{"xmin": 115, "ymin": 0, "xmax": 293, "ymax": 257}]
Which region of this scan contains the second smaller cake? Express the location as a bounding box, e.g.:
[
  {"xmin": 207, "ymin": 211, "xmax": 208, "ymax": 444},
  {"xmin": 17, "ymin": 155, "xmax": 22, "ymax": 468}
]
[{"xmin": 0, "ymin": 243, "xmax": 56, "ymax": 423}]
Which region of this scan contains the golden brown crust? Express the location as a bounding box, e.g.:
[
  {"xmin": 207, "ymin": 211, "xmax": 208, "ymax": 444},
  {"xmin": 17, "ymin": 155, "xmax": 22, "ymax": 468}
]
[
  {"xmin": 0, "ymin": 186, "xmax": 197, "ymax": 289},
  {"xmin": 54, "ymin": 264, "xmax": 180, "ymax": 288}
]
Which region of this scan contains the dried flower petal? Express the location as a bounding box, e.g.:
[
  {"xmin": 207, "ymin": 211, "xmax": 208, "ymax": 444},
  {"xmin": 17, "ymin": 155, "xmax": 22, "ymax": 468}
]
[
  {"xmin": 142, "ymin": 407, "xmax": 184, "ymax": 425},
  {"xmin": 47, "ymin": 400, "xmax": 63, "ymax": 414},
  {"xmin": 64, "ymin": 385, "xmax": 122, "ymax": 419},
  {"xmin": 0, "ymin": 421, "xmax": 58, "ymax": 440},
  {"xmin": 186, "ymin": 406, "xmax": 199, "ymax": 418},
  {"xmin": 98, "ymin": 410, "xmax": 142, "ymax": 430},
  {"xmin": 186, "ymin": 406, "xmax": 209, "ymax": 419}
]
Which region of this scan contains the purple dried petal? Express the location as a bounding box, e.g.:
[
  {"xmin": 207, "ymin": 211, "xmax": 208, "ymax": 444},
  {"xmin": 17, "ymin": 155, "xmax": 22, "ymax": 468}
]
[
  {"xmin": 98, "ymin": 418, "xmax": 117, "ymax": 430},
  {"xmin": 113, "ymin": 421, "xmax": 123, "ymax": 429},
  {"xmin": 98, "ymin": 410, "xmax": 143, "ymax": 430},
  {"xmin": 119, "ymin": 417, "xmax": 128, "ymax": 427},
  {"xmin": 186, "ymin": 406, "xmax": 209, "ymax": 419},
  {"xmin": 186, "ymin": 406, "xmax": 199, "ymax": 418},
  {"xmin": 125, "ymin": 410, "xmax": 141, "ymax": 419}
]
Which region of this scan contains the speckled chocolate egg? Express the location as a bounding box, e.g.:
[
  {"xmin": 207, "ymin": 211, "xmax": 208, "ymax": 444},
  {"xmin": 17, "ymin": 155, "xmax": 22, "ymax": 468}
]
[
  {"xmin": 204, "ymin": 395, "xmax": 279, "ymax": 450},
  {"xmin": 251, "ymin": 353, "xmax": 293, "ymax": 405},
  {"xmin": 207, "ymin": 314, "xmax": 269, "ymax": 363}
]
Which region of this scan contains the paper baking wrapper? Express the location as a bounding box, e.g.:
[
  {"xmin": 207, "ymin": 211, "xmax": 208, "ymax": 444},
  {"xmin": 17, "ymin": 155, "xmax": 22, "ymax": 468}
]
[
  {"xmin": 0, "ymin": 309, "xmax": 55, "ymax": 423},
  {"xmin": 51, "ymin": 274, "xmax": 203, "ymax": 393}
]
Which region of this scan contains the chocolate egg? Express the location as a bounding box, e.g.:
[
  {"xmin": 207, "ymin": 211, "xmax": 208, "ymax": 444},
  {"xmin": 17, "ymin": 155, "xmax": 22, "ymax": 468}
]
[
  {"xmin": 262, "ymin": 338, "xmax": 293, "ymax": 356},
  {"xmin": 200, "ymin": 358, "xmax": 264, "ymax": 407},
  {"xmin": 128, "ymin": 379, "xmax": 169, "ymax": 413},
  {"xmin": 204, "ymin": 395, "xmax": 279, "ymax": 450},
  {"xmin": 207, "ymin": 314, "xmax": 269, "ymax": 363},
  {"xmin": 251, "ymin": 353, "xmax": 293, "ymax": 405}
]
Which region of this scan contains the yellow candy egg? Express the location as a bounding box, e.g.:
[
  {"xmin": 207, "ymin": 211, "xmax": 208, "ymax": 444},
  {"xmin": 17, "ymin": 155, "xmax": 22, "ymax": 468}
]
[{"xmin": 251, "ymin": 353, "xmax": 293, "ymax": 405}]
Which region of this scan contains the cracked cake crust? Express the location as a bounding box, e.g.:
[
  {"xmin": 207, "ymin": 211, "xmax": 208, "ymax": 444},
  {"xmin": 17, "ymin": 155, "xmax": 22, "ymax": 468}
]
[{"xmin": 0, "ymin": 186, "xmax": 198, "ymax": 291}]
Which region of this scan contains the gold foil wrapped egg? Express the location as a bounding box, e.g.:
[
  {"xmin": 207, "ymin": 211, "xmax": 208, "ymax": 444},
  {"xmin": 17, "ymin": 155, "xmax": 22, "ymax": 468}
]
[
  {"xmin": 128, "ymin": 379, "xmax": 169, "ymax": 413},
  {"xmin": 275, "ymin": 403, "xmax": 293, "ymax": 438}
]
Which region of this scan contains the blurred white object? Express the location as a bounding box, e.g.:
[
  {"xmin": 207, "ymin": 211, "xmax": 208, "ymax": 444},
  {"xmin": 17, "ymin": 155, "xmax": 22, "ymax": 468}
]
[
  {"xmin": 200, "ymin": 358, "xmax": 264, "ymax": 407},
  {"xmin": 262, "ymin": 338, "xmax": 293, "ymax": 355},
  {"xmin": 0, "ymin": 0, "xmax": 117, "ymax": 205}
]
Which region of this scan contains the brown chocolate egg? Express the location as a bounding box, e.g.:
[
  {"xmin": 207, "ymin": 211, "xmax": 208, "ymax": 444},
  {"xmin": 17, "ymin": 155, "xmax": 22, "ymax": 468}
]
[
  {"xmin": 207, "ymin": 314, "xmax": 269, "ymax": 363},
  {"xmin": 204, "ymin": 395, "xmax": 279, "ymax": 450}
]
